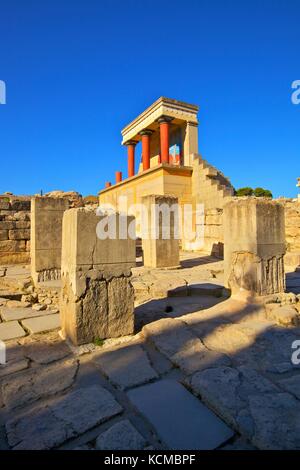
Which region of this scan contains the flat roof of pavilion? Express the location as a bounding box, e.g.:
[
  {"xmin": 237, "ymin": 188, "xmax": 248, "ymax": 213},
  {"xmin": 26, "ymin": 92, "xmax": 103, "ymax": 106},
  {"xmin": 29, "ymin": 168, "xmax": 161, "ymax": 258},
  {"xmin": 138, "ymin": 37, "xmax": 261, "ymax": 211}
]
[{"xmin": 121, "ymin": 97, "xmax": 199, "ymax": 145}]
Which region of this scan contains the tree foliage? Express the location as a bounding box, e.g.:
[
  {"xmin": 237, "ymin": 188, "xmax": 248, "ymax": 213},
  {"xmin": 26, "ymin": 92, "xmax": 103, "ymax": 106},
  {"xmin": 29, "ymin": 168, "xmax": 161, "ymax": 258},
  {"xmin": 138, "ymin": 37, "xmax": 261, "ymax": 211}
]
[{"xmin": 235, "ymin": 187, "xmax": 273, "ymax": 198}]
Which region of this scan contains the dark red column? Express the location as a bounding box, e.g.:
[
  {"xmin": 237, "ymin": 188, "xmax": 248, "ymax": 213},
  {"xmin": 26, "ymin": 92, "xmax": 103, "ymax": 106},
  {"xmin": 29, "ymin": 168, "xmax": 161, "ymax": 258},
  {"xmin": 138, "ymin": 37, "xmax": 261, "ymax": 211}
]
[
  {"xmin": 115, "ymin": 171, "xmax": 122, "ymax": 183},
  {"xmin": 158, "ymin": 116, "xmax": 172, "ymax": 164},
  {"xmin": 125, "ymin": 141, "xmax": 137, "ymax": 178},
  {"xmin": 140, "ymin": 130, "xmax": 153, "ymax": 171}
]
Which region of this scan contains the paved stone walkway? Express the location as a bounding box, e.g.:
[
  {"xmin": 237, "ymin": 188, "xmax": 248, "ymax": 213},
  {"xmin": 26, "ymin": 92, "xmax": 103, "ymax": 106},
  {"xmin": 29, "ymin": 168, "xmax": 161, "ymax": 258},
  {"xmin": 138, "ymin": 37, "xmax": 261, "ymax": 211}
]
[{"xmin": 0, "ymin": 256, "xmax": 300, "ymax": 450}]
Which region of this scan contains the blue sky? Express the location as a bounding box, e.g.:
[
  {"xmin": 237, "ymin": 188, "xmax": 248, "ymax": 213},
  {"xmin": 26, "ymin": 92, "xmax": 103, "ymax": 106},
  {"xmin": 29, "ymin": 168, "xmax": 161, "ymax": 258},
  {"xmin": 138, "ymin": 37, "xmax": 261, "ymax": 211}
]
[{"xmin": 0, "ymin": 0, "xmax": 299, "ymax": 197}]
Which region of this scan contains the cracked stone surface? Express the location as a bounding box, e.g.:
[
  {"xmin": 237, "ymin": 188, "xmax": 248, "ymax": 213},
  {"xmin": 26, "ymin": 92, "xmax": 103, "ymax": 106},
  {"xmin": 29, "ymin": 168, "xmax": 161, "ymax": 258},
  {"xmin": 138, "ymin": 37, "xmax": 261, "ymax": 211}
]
[
  {"xmin": 0, "ymin": 321, "xmax": 26, "ymax": 341},
  {"xmin": 142, "ymin": 318, "xmax": 230, "ymax": 375},
  {"xmin": 6, "ymin": 385, "xmax": 123, "ymax": 449},
  {"xmin": 20, "ymin": 331, "xmax": 71, "ymax": 364},
  {"xmin": 95, "ymin": 419, "xmax": 147, "ymax": 450},
  {"xmin": 1, "ymin": 358, "xmax": 79, "ymax": 410},
  {"xmin": 189, "ymin": 366, "xmax": 300, "ymax": 449},
  {"xmin": 93, "ymin": 343, "xmax": 158, "ymax": 389}
]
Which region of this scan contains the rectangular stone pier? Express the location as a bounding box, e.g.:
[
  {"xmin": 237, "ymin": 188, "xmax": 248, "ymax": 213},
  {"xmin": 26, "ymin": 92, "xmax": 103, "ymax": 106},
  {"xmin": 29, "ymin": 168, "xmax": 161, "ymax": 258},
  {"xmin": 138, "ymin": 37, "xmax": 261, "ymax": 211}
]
[
  {"xmin": 60, "ymin": 208, "xmax": 135, "ymax": 345},
  {"xmin": 224, "ymin": 198, "xmax": 286, "ymax": 295},
  {"xmin": 141, "ymin": 194, "xmax": 180, "ymax": 268},
  {"xmin": 31, "ymin": 197, "xmax": 69, "ymax": 284}
]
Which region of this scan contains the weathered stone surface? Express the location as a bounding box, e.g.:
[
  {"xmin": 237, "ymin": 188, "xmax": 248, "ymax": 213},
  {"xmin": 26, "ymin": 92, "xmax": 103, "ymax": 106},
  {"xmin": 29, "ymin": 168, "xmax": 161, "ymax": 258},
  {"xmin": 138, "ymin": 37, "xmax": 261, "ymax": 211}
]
[
  {"xmin": 32, "ymin": 303, "xmax": 47, "ymax": 311},
  {"xmin": 141, "ymin": 195, "xmax": 180, "ymax": 268},
  {"xmin": 93, "ymin": 343, "xmax": 158, "ymax": 390},
  {"xmin": 224, "ymin": 199, "xmax": 285, "ymax": 295},
  {"xmin": 0, "ymin": 321, "xmax": 26, "ymax": 341},
  {"xmin": 127, "ymin": 379, "xmax": 234, "ymax": 450},
  {"xmin": 31, "ymin": 197, "xmax": 69, "ymax": 284},
  {"xmin": 188, "ymin": 282, "xmax": 223, "ymax": 297},
  {"xmin": 265, "ymin": 304, "xmax": 300, "ymax": 326},
  {"xmin": 60, "ymin": 209, "xmax": 135, "ymax": 345},
  {"xmin": 0, "ymin": 307, "xmax": 54, "ymax": 322},
  {"xmin": 9, "ymin": 229, "xmax": 30, "ymax": 240},
  {"xmin": 6, "ymin": 385, "xmax": 123, "ymax": 449},
  {"xmin": 107, "ymin": 277, "xmax": 135, "ymax": 337},
  {"xmin": 21, "ymin": 332, "xmax": 71, "ymax": 364},
  {"xmin": 190, "ymin": 366, "xmax": 300, "ymax": 449},
  {"xmin": 0, "ymin": 359, "xmax": 29, "ymax": 378},
  {"xmin": 21, "ymin": 313, "xmax": 60, "ymax": 334},
  {"xmin": 278, "ymin": 375, "xmax": 300, "ymax": 400},
  {"xmin": 142, "ymin": 318, "xmax": 230, "ymax": 375},
  {"xmin": 1, "ymin": 358, "xmax": 79, "ymax": 410},
  {"xmin": 95, "ymin": 420, "xmax": 146, "ymax": 450}
]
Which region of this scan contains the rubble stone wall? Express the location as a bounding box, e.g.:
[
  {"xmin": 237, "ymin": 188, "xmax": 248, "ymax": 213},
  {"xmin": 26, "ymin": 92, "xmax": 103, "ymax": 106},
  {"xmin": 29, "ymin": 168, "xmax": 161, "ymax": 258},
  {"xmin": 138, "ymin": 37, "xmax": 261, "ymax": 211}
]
[{"xmin": 0, "ymin": 196, "xmax": 31, "ymax": 264}]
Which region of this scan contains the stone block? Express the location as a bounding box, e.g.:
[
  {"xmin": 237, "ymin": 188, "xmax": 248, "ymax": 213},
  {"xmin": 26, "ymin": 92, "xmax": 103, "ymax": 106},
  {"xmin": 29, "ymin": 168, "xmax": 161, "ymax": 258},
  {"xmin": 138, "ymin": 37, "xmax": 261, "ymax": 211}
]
[
  {"xmin": 0, "ymin": 321, "xmax": 26, "ymax": 341},
  {"xmin": 0, "ymin": 230, "xmax": 8, "ymax": 241},
  {"xmin": 31, "ymin": 197, "xmax": 69, "ymax": 284},
  {"xmin": 0, "ymin": 240, "xmax": 26, "ymax": 252},
  {"xmin": 0, "ymin": 221, "xmax": 15, "ymax": 230},
  {"xmin": 141, "ymin": 195, "xmax": 180, "ymax": 268},
  {"xmin": 127, "ymin": 379, "xmax": 234, "ymax": 450},
  {"xmin": 60, "ymin": 208, "xmax": 135, "ymax": 345},
  {"xmin": 21, "ymin": 313, "xmax": 60, "ymax": 334},
  {"xmin": 224, "ymin": 198, "xmax": 286, "ymax": 295},
  {"xmin": 0, "ymin": 200, "xmax": 10, "ymax": 210},
  {"xmin": 95, "ymin": 420, "xmax": 146, "ymax": 450},
  {"xmin": 9, "ymin": 229, "xmax": 30, "ymax": 240}
]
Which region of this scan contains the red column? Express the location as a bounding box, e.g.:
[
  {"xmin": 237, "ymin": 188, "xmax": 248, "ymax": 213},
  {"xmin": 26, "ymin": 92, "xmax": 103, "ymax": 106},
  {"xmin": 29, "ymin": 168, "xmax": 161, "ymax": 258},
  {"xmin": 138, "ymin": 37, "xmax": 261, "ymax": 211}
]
[
  {"xmin": 158, "ymin": 117, "xmax": 172, "ymax": 164},
  {"xmin": 115, "ymin": 171, "xmax": 122, "ymax": 183},
  {"xmin": 140, "ymin": 130, "xmax": 152, "ymax": 171},
  {"xmin": 105, "ymin": 181, "xmax": 111, "ymax": 188},
  {"xmin": 126, "ymin": 141, "xmax": 137, "ymax": 178}
]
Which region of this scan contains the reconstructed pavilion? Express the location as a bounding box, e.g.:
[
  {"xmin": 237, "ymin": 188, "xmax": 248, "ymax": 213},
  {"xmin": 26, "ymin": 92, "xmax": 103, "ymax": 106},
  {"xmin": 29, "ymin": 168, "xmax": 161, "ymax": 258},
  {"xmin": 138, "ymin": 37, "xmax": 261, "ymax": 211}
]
[{"xmin": 99, "ymin": 97, "xmax": 234, "ymax": 254}]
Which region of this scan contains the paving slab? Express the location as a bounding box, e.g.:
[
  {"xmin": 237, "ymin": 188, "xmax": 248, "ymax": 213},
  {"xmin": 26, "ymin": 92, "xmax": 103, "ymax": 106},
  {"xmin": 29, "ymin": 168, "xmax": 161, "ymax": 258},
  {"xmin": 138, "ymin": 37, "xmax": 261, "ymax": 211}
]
[
  {"xmin": 95, "ymin": 419, "xmax": 146, "ymax": 450},
  {"xmin": 127, "ymin": 379, "xmax": 234, "ymax": 450},
  {"xmin": 1, "ymin": 358, "xmax": 79, "ymax": 410},
  {"xmin": 142, "ymin": 318, "xmax": 230, "ymax": 375},
  {"xmin": 0, "ymin": 321, "xmax": 26, "ymax": 341},
  {"xmin": 21, "ymin": 331, "xmax": 70, "ymax": 364},
  {"xmin": 21, "ymin": 313, "xmax": 60, "ymax": 334},
  {"xmin": 189, "ymin": 365, "xmax": 300, "ymax": 449},
  {"xmin": 93, "ymin": 343, "xmax": 158, "ymax": 390},
  {"xmin": 0, "ymin": 307, "xmax": 54, "ymax": 322},
  {"xmin": 6, "ymin": 385, "xmax": 123, "ymax": 449}
]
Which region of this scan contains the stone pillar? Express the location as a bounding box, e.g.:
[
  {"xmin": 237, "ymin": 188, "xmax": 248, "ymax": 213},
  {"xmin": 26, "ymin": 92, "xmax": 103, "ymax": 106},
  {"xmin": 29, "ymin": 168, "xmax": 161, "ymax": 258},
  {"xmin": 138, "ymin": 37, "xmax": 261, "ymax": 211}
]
[
  {"xmin": 115, "ymin": 171, "xmax": 122, "ymax": 183},
  {"xmin": 141, "ymin": 195, "xmax": 180, "ymax": 268},
  {"xmin": 140, "ymin": 130, "xmax": 152, "ymax": 171},
  {"xmin": 183, "ymin": 121, "xmax": 198, "ymax": 166},
  {"xmin": 158, "ymin": 116, "xmax": 172, "ymax": 164},
  {"xmin": 31, "ymin": 197, "xmax": 69, "ymax": 284},
  {"xmin": 224, "ymin": 198, "xmax": 286, "ymax": 295},
  {"xmin": 126, "ymin": 141, "xmax": 137, "ymax": 178},
  {"xmin": 60, "ymin": 208, "xmax": 136, "ymax": 345}
]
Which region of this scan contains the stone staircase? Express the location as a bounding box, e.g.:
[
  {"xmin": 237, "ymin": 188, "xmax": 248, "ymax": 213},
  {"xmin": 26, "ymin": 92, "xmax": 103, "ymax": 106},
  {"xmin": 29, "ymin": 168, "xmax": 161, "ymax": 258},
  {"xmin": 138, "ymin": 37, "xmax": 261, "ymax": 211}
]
[{"xmin": 192, "ymin": 154, "xmax": 235, "ymax": 207}]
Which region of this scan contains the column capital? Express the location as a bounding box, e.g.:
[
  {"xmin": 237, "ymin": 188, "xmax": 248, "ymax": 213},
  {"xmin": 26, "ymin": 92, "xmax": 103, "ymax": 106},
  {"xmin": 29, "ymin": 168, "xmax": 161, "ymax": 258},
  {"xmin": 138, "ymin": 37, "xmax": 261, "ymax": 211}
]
[
  {"xmin": 124, "ymin": 140, "xmax": 138, "ymax": 147},
  {"xmin": 139, "ymin": 129, "xmax": 153, "ymax": 136},
  {"xmin": 157, "ymin": 115, "xmax": 173, "ymax": 124}
]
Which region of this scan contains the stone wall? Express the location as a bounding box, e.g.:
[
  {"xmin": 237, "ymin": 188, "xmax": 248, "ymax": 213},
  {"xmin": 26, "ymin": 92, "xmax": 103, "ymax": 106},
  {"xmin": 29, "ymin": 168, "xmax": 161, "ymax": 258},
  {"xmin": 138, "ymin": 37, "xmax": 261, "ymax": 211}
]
[
  {"xmin": 0, "ymin": 196, "xmax": 31, "ymax": 264},
  {"xmin": 279, "ymin": 199, "xmax": 300, "ymax": 270},
  {"xmin": 0, "ymin": 192, "xmax": 85, "ymax": 267}
]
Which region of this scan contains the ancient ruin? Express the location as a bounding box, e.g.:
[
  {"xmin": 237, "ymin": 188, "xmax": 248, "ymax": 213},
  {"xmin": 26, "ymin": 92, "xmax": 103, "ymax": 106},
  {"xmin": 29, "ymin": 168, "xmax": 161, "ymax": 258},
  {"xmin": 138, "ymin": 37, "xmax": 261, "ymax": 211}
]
[{"xmin": 0, "ymin": 97, "xmax": 300, "ymax": 451}]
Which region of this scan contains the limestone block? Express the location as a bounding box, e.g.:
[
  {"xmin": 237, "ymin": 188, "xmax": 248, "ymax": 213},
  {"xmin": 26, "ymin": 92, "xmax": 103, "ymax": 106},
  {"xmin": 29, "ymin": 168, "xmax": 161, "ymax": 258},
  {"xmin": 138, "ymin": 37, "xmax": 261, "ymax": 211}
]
[
  {"xmin": 9, "ymin": 229, "xmax": 30, "ymax": 240},
  {"xmin": 0, "ymin": 240, "xmax": 26, "ymax": 252},
  {"xmin": 0, "ymin": 221, "xmax": 15, "ymax": 230},
  {"xmin": 0, "ymin": 200, "xmax": 10, "ymax": 210},
  {"xmin": 31, "ymin": 197, "xmax": 69, "ymax": 284},
  {"xmin": 60, "ymin": 208, "xmax": 135, "ymax": 345},
  {"xmin": 141, "ymin": 194, "xmax": 180, "ymax": 268},
  {"xmin": 224, "ymin": 199, "xmax": 286, "ymax": 295},
  {"xmin": 96, "ymin": 420, "xmax": 146, "ymax": 450},
  {"xmin": 0, "ymin": 230, "xmax": 8, "ymax": 241}
]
